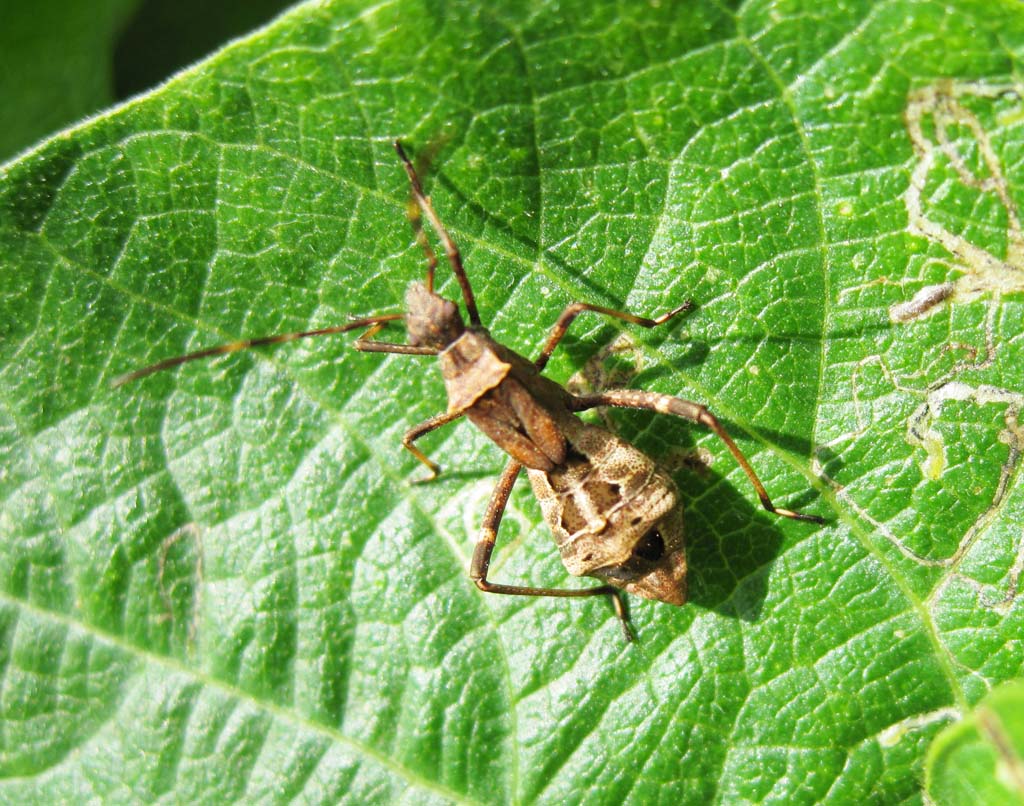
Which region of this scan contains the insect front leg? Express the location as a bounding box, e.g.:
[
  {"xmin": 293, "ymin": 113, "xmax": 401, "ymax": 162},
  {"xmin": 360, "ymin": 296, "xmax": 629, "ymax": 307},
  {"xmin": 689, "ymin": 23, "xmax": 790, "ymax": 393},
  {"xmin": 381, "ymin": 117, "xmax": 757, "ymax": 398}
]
[
  {"xmin": 470, "ymin": 459, "xmax": 634, "ymax": 641},
  {"xmin": 533, "ymin": 300, "xmax": 693, "ymax": 370},
  {"xmin": 571, "ymin": 390, "xmax": 825, "ymax": 524},
  {"xmin": 401, "ymin": 409, "xmax": 464, "ymax": 482}
]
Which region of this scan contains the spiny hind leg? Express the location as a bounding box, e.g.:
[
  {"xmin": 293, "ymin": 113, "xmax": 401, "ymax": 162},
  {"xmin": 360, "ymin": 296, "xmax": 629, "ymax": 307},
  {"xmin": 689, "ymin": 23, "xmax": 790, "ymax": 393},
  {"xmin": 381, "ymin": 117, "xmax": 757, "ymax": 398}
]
[
  {"xmin": 470, "ymin": 459, "xmax": 633, "ymax": 641},
  {"xmin": 570, "ymin": 389, "xmax": 824, "ymax": 524}
]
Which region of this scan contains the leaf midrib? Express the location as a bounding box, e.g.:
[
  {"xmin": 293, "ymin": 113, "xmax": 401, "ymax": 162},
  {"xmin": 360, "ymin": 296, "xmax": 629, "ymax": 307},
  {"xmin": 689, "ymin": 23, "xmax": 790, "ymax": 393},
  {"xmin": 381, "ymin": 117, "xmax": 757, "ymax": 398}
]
[{"xmin": 737, "ymin": 5, "xmax": 969, "ymax": 720}]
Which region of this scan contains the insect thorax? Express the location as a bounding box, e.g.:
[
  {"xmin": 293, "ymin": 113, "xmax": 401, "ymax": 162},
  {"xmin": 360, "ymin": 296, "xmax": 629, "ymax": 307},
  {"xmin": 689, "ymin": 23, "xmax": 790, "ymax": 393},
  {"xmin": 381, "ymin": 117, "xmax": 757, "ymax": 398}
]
[{"xmin": 439, "ymin": 330, "xmax": 514, "ymax": 412}]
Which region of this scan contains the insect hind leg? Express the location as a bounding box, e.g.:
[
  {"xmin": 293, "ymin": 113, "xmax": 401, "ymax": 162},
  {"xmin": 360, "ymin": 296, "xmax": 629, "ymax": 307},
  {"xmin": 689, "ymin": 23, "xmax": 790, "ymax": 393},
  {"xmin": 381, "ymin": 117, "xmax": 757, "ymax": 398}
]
[
  {"xmin": 571, "ymin": 389, "xmax": 824, "ymax": 524},
  {"xmin": 470, "ymin": 459, "xmax": 634, "ymax": 641}
]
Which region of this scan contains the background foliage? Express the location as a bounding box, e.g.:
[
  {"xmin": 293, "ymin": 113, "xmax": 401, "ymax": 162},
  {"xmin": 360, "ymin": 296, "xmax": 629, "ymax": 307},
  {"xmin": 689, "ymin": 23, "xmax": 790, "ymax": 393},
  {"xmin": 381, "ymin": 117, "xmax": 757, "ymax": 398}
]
[
  {"xmin": 0, "ymin": 0, "xmax": 138, "ymax": 161},
  {"xmin": 926, "ymin": 678, "xmax": 1024, "ymax": 805},
  {"xmin": 0, "ymin": 0, "xmax": 290, "ymax": 162},
  {"xmin": 2, "ymin": 0, "xmax": 1024, "ymax": 803}
]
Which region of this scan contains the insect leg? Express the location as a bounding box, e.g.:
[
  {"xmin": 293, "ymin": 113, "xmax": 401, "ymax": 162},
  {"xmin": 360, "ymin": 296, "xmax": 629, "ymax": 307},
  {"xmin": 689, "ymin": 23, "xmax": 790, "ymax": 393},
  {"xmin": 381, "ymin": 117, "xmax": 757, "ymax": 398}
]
[
  {"xmin": 394, "ymin": 140, "xmax": 481, "ymax": 326},
  {"xmin": 471, "ymin": 459, "xmax": 634, "ymax": 641},
  {"xmin": 402, "ymin": 409, "xmax": 465, "ymax": 482},
  {"xmin": 571, "ymin": 389, "xmax": 825, "ymax": 524},
  {"xmin": 534, "ymin": 300, "xmax": 693, "ymax": 370}
]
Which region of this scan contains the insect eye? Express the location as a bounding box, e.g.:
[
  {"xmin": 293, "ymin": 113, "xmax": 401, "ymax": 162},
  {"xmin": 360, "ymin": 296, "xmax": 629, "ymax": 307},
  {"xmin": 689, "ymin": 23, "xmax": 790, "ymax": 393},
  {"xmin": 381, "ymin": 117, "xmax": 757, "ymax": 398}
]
[{"xmin": 633, "ymin": 527, "xmax": 665, "ymax": 562}]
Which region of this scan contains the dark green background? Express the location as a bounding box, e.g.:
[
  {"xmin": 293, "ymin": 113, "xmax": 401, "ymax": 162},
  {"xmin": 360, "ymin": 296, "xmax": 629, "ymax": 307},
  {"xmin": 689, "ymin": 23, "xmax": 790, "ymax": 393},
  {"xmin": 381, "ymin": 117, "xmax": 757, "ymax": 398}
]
[{"xmin": 0, "ymin": 0, "xmax": 290, "ymax": 162}]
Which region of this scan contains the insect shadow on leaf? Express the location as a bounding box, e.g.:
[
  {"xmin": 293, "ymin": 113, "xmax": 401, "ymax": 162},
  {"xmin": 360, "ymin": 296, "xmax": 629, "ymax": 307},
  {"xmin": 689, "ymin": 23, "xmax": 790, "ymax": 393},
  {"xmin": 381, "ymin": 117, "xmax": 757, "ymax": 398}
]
[{"xmin": 114, "ymin": 141, "xmax": 825, "ymax": 641}]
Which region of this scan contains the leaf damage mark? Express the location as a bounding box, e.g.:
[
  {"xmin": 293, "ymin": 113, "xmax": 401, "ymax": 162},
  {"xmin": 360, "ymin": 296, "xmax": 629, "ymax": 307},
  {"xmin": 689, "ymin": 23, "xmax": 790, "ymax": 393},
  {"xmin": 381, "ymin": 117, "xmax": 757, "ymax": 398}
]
[
  {"xmin": 909, "ymin": 381, "xmax": 1024, "ymax": 611},
  {"xmin": 894, "ymin": 79, "xmax": 1024, "ymax": 322},
  {"xmin": 907, "ymin": 382, "xmax": 1023, "ymax": 483},
  {"xmin": 877, "ymin": 707, "xmax": 960, "ymax": 747},
  {"xmin": 817, "ymin": 366, "xmax": 1024, "ymax": 609}
]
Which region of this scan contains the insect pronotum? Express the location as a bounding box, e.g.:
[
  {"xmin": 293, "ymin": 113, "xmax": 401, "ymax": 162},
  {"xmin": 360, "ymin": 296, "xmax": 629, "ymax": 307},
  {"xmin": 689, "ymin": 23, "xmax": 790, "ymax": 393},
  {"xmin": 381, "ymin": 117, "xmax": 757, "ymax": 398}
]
[{"xmin": 116, "ymin": 141, "xmax": 824, "ymax": 641}]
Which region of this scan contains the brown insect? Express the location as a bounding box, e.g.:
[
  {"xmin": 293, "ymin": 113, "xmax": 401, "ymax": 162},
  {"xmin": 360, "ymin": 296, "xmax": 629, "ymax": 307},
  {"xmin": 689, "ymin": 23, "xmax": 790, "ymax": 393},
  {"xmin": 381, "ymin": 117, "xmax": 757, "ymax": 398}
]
[{"xmin": 115, "ymin": 141, "xmax": 824, "ymax": 640}]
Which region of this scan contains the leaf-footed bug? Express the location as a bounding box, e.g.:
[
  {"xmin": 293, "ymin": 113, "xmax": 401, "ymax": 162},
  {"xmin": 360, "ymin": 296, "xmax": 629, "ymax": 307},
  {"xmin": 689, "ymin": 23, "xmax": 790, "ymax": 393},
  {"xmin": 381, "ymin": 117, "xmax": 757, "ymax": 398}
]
[{"xmin": 115, "ymin": 141, "xmax": 824, "ymax": 641}]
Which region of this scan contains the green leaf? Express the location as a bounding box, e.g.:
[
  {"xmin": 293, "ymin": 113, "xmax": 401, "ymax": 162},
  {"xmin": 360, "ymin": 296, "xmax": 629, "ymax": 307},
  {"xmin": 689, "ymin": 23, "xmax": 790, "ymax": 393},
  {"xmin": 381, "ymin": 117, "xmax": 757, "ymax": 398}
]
[
  {"xmin": 926, "ymin": 678, "xmax": 1024, "ymax": 805},
  {"xmin": 2, "ymin": 0, "xmax": 1024, "ymax": 802}
]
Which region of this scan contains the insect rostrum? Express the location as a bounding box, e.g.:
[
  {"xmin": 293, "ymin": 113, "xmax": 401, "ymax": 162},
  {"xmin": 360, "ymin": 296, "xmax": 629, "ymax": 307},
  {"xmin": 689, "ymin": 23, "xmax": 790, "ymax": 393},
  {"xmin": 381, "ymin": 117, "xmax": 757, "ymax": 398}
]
[{"xmin": 116, "ymin": 141, "xmax": 824, "ymax": 641}]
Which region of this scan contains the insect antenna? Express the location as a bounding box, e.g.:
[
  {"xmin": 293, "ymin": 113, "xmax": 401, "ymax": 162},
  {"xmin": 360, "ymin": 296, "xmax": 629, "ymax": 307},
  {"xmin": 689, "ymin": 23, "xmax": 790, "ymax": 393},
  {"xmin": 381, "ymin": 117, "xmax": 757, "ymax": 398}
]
[
  {"xmin": 402, "ymin": 177, "xmax": 439, "ymax": 294},
  {"xmin": 394, "ymin": 140, "xmax": 482, "ymax": 326},
  {"xmin": 111, "ymin": 313, "xmax": 405, "ymax": 387}
]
